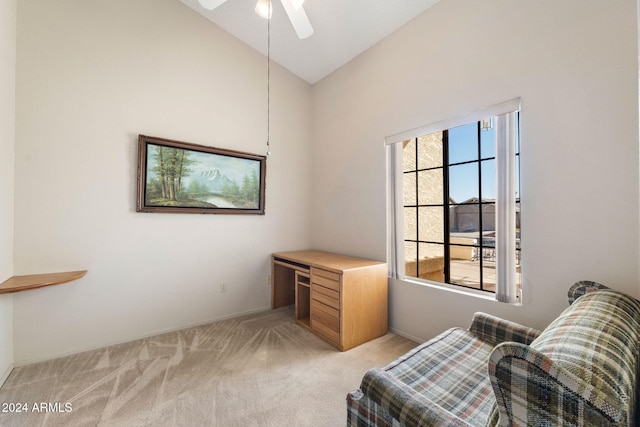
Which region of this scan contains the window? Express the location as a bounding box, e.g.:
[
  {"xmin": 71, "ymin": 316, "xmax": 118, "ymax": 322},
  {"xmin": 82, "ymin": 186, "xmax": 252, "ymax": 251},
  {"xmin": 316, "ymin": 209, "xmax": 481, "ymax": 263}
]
[{"xmin": 387, "ymin": 99, "xmax": 521, "ymax": 303}]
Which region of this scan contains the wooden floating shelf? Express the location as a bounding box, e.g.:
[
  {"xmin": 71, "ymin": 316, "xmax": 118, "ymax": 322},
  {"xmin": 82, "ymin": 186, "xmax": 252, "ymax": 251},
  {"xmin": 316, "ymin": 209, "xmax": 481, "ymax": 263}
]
[{"xmin": 0, "ymin": 270, "xmax": 87, "ymax": 294}]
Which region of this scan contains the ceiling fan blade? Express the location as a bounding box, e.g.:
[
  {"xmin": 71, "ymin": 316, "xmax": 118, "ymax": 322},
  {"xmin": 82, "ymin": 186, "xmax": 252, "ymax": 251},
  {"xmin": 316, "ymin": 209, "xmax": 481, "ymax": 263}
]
[
  {"xmin": 279, "ymin": 0, "xmax": 314, "ymax": 39},
  {"xmin": 198, "ymin": 0, "xmax": 228, "ymax": 11}
]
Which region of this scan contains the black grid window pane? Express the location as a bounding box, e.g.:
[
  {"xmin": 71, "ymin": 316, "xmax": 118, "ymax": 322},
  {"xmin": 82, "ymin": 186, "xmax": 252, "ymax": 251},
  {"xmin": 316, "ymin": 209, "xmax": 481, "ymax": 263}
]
[
  {"xmin": 418, "ymin": 169, "xmax": 443, "ymax": 205},
  {"xmin": 482, "ymin": 203, "xmax": 496, "ymax": 233},
  {"xmin": 403, "ymin": 172, "xmax": 417, "ymax": 206},
  {"xmin": 449, "ymin": 163, "xmax": 479, "ymax": 203},
  {"xmin": 515, "ymin": 250, "xmax": 522, "ymax": 286},
  {"xmin": 482, "ymin": 265, "xmax": 496, "ymax": 292},
  {"xmin": 418, "ymin": 243, "xmax": 445, "ymax": 282},
  {"xmin": 418, "ymin": 207, "xmax": 444, "ymax": 243},
  {"xmin": 448, "ymin": 123, "xmax": 478, "ymax": 164},
  {"xmin": 480, "ymin": 125, "xmax": 495, "ymax": 159},
  {"xmin": 417, "ymin": 133, "xmax": 443, "ymax": 169},
  {"xmin": 515, "ymin": 112, "xmax": 521, "ymax": 154},
  {"xmin": 450, "ymin": 201, "xmax": 480, "ymax": 233},
  {"xmin": 403, "ymin": 139, "xmax": 416, "ymax": 172},
  {"xmin": 404, "ymin": 207, "xmax": 417, "ymax": 241},
  {"xmin": 481, "ymin": 159, "xmax": 496, "ymax": 200},
  {"xmin": 449, "ymin": 245, "xmax": 480, "ymax": 289},
  {"xmin": 515, "ymin": 156, "xmax": 521, "ymax": 199},
  {"xmin": 404, "ymin": 241, "xmax": 418, "ymax": 276}
]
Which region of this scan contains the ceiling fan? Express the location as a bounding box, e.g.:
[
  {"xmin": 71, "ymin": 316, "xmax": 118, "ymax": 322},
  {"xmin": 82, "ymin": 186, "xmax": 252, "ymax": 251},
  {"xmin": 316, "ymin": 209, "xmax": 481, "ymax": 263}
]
[{"xmin": 198, "ymin": 0, "xmax": 314, "ymax": 39}]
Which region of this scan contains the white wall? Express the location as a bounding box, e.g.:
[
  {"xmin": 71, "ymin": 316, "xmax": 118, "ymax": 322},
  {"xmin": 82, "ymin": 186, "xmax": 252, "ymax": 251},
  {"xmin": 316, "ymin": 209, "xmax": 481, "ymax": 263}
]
[
  {"xmin": 11, "ymin": 0, "xmax": 640, "ymax": 363},
  {"xmin": 14, "ymin": 0, "xmax": 311, "ymax": 364},
  {"xmin": 312, "ymin": 0, "xmax": 640, "ymax": 340},
  {"xmin": 0, "ymin": 0, "xmax": 16, "ymax": 381}
]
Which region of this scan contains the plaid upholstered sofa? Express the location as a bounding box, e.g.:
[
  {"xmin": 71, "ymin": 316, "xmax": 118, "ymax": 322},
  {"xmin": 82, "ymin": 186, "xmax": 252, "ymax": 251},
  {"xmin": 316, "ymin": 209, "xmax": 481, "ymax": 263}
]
[{"xmin": 347, "ymin": 281, "xmax": 640, "ymax": 426}]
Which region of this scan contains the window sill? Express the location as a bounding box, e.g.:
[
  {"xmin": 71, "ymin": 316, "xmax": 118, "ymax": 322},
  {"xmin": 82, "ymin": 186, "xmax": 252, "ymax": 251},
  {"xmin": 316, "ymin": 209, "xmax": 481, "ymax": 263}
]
[{"xmin": 396, "ymin": 276, "xmax": 521, "ymax": 305}]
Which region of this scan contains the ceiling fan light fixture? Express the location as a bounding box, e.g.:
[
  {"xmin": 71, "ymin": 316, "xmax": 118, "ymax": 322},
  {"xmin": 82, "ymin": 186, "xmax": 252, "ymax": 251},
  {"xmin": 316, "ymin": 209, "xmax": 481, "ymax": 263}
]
[{"xmin": 255, "ymin": 0, "xmax": 272, "ymax": 19}]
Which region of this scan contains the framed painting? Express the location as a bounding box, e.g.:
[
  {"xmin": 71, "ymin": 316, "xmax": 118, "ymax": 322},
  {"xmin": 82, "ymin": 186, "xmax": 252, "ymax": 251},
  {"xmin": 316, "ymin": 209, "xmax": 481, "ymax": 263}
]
[{"xmin": 136, "ymin": 135, "xmax": 266, "ymax": 214}]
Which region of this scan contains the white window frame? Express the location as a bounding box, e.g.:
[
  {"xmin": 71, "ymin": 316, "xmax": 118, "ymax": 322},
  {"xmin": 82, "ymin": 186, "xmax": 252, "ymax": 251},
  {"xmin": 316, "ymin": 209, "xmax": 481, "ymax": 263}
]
[{"xmin": 385, "ymin": 98, "xmax": 521, "ymax": 303}]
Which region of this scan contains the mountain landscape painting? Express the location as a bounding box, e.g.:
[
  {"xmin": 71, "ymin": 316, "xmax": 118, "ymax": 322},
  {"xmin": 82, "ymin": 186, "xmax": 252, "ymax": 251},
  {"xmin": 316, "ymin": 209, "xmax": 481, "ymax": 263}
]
[{"xmin": 137, "ymin": 136, "xmax": 266, "ymax": 214}]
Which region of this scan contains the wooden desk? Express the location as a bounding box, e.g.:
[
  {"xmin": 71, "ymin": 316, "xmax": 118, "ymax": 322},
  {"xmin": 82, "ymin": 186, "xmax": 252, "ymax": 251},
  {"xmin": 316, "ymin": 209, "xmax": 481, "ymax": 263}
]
[{"xmin": 272, "ymin": 250, "xmax": 388, "ymax": 351}]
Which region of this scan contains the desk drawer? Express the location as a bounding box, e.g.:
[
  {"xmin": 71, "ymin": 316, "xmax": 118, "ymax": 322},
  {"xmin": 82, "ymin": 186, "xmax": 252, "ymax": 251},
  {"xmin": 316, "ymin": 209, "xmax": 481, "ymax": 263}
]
[
  {"xmin": 311, "ymin": 268, "xmax": 341, "ymax": 292},
  {"xmin": 311, "ymin": 267, "xmax": 340, "ymax": 282},
  {"xmin": 311, "ymin": 285, "xmax": 339, "ymax": 310},
  {"xmin": 313, "ymin": 320, "xmax": 340, "ymax": 344},
  {"xmin": 311, "ymin": 301, "xmax": 340, "ymax": 343},
  {"xmin": 312, "ymin": 298, "xmax": 339, "ymax": 318}
]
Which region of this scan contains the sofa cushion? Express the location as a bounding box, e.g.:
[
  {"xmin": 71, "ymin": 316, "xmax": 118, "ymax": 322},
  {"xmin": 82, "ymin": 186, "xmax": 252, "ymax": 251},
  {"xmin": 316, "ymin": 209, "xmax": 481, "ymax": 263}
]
[
  {"xmin": 360, "ymin": 327, "xmax": 497, "ymax": 426},
  {"xmin": 528, "ymin": 289, "xmax": 640, "ymax": 424}
]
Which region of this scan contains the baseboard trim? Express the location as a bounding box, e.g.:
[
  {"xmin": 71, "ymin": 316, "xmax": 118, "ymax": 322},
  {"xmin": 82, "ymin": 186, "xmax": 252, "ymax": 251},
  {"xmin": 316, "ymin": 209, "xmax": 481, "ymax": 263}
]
[
  {"xmin": 14, "ymin": 306, "xmax": 272, "ymax": 367},
  {"xmin": 0, "ymin": 363, "xmax": 14, "ymax": 388},
  {"xmin": 388, "ymin": 326, "xmax": 424, "ymax": 344}
]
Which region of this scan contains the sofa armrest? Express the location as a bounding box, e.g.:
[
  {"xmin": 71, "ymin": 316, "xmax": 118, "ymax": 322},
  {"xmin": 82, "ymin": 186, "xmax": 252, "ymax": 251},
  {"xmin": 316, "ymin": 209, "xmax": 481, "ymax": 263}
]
[
  {"xmin": 359, "ymin": 368, "xmax": 474, "ymax": 427},
  {"xmin": 468, "ymin": 312, "xmax": 541, "ymax": 347},
  {"xmin": 488, "ymin": 342, "xmax": 622, "ymax": 427},
  {"xmin": 567, "ymin": 280, "xmax": 608, "ymax": 305}
]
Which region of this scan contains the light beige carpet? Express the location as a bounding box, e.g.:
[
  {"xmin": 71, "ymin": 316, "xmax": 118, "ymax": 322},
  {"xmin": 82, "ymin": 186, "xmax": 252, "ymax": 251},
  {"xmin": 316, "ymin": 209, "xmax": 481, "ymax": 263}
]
[{"xmin": 0, "ymin": 306, "xmax": 416, "ymax": 427}]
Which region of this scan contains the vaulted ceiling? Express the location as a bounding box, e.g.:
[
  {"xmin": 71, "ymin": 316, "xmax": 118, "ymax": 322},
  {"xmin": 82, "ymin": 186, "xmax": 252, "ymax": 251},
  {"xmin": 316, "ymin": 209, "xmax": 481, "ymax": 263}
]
[{"xmin": 178, "ymin": 0, "xmax": 440, "ymax": 84}]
